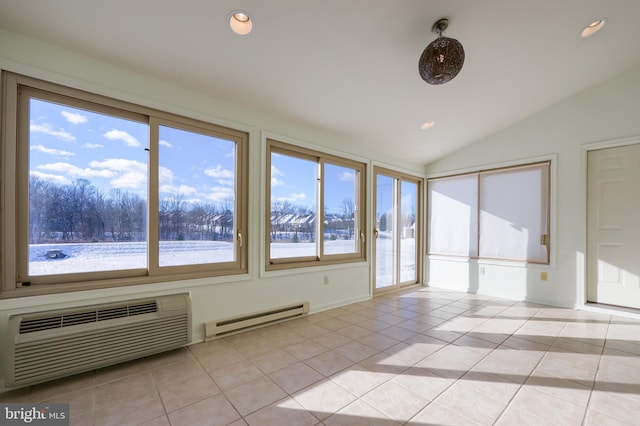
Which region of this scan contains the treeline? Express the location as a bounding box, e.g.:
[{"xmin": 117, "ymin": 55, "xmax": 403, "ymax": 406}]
[{"xmin": 29, "ymin": 177, "xmax": 234, "ymax": 244}]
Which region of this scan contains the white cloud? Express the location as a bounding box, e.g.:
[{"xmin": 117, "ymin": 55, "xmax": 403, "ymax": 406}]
[
  {"xmin": 159, "ymin": 139, "xmax": 172, "ymax": 148},
  {"xmin": 30, "ymin": 122, "xmax": 75, "ymax": 142},
  {"xmin": 89, "ymin": 158, "xmax": 147, "ymax": 173},
  {"xmin": 217, "ymin": 179, "xmax": 235, "ymax": 187},
  {"xmin": 29, "ymin": 170, "xmax": 72, "ymax": 185},
  {"xmin": 159, "ymin": 184, "xmax": 198, "ymax": 196},
  {"xmin": 205, "ymin": 186, "xmax": 235, "ymax": 202},
  {"xmin": 339, "ymin": 171, "xmax": 355, "ymax": 181},
  {"xmin": 273, "ymin": 192, "xmax": 306, "ymax": 203},
  {"xmin": 159, "ymin": 166, "xmax": 175, "ymax": 185},
  {"xmin": 83, "ymin": 143, "xmax": 104, "ymax": 149},
  {"xmin": 103, "ymin": 129, "xmax": 141, "ymax": 148},
  {"xmin": 110, "ymin": 172, "xmax": 147, "ymax": 190},
  {"xmin": 271, "ymin": 177, "xmax": 284, "ymax": 187},
  {"xmin": 89, "ymin": 158, "xmax": 147, "ymax": 190},
  {"xmin": 61, "ymin": 110, "xmax": 88, "ymax": 124},
  {"xmin": 204, "ymin": 164, "xmax": 233, "ymax": 179},
  {"xmin": 30, "ymin": 144, "xmax": 74, "ymax": 157},
  {"xmin": 38, "ymin": 162, "xmax": 115, "ymax": 178},
  {"xmin": 271, "ymin": 165, "xmax": 283, "ymax": 176}
]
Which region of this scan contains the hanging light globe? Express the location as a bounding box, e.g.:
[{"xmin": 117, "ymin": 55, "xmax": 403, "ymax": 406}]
[{"xmin": 419, "ymin": 18, "xmax": 465, "ymax": 85}]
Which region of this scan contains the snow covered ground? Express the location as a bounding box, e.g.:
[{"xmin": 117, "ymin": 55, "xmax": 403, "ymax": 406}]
[{"xmin": 28, "ymin": 238, "xmax": 416, "ymax": 279}]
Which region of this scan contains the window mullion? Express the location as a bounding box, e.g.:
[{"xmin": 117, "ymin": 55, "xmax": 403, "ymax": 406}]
[
  {"xmin": 317, "ymin": 159, "xmax": 324, "ymax": 259},
  {"xmin": 147, "ymin": 118, "xmax": 160, "ymax": 275}
]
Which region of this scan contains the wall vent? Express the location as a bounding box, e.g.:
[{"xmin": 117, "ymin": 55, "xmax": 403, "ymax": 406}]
[
  {"xmin": 205, "ymin": 302, "xmax": 309, "ymax": 339},
  {"xmin": 5, "ymin": 294, "xmax": 191, "ymax": 387}
]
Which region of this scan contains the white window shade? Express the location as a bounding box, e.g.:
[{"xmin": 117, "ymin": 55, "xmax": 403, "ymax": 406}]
[
  {"xmin": 428, "ymin": 174, "xmax": 478, "ymax": 257},
  {"xmin": 479, "ymin": 163, "xmax": 549, "ymax": 263}
]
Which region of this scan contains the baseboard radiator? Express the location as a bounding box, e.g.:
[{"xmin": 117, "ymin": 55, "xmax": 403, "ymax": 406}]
[
  {"xmin": 205, "ymin": 302, "xmax": 309, "ymax": 340},
  {"xmin": 5, "ymin": 294, "xmax": 191, "ymax": 387}
]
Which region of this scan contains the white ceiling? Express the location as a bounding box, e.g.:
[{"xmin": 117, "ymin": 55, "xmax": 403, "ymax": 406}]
[{"xmin": 2, "ymin": 0, "xmax": 640, "ymax": 165}]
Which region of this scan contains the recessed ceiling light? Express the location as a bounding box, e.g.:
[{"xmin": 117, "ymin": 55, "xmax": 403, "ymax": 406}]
[
  {"xmin": 421, "ymin": 121, "xmax": 435, "ymax": 130},
  {"xmin": 229, "ymin": 11, "xmax": 253, "ymax": 36},
  {"xmin": 580, "ymin": 18, "xmax": 607, "ymax": 38}
]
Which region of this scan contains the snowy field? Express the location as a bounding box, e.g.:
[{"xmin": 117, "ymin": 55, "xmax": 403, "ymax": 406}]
[{"xmin": 28, "ymin": 238, "xmax": 416, "ymax": 278}]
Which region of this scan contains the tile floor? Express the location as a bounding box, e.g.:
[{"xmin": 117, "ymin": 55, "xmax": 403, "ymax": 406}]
[{"xmin": 2, "ymin": 286, "xmax": 640, "ymax": 425}]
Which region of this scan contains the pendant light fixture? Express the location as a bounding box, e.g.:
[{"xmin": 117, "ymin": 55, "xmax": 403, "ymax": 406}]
[{"xmin": 418, "ymin": 18, "xmax": 465, "ymax": 85}]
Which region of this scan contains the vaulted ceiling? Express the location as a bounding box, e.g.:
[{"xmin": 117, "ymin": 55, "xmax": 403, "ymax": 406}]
[{"xmin": 2, "ymin": 0, "xmax": 640, "ymax": 165}]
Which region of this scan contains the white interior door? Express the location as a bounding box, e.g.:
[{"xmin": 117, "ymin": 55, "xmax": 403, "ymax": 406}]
[{"xmin": 587, "ymin": 144, "xmax": 640, "ymax": 309}]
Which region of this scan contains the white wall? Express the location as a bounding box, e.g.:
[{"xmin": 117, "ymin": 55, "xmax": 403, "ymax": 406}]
[
  {"xmin": 0, "ymin": 28, "xmax": 425, "ymax": 391},
  {"xmin": 426, "ymin": 64, "xmax": 640, "ymax": 309}
]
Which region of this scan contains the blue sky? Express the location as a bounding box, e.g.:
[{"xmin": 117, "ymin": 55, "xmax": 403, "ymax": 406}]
[
  {"xmin": 28, "ymin": 97, "xmax": 405, "ymax": 217},
  {"xmin": 29, "ymin": 98, "xmax": 236, "ymax": 205}
]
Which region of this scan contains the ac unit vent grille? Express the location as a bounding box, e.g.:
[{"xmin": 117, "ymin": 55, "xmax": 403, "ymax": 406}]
[{"xmin": 19, "ymin": 301, "xmax": 158, "ymax": 334}]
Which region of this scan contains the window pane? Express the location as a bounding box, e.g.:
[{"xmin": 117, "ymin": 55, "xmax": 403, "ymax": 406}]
[
  {"xmin": 479, "ymin": 164, "xmax": 549, "ymax": 262},
  {"xmin": 158, "ymin": 125, "xmax": 236, "ymax": 267},
  {"xmin": 376, "ymin": 174, "xmax": 395, "ymax": 288},
  {"xmin": 400, "ymin": 181, "xmax": 417, "ymax": 283},
  {"xmin": 324, "ymin": 163, "xmax": 358, "ymax": 255},
  {"xmin": 270, "ymin": 152, "xmax": 317, "ymax": 259},
  {"xmin": 428, "ymin": 174, "xmax": 479, "ymax": 257},
  {"xmin": 28, "ymin": 98, "xmax": 148, "ymax": 275}
]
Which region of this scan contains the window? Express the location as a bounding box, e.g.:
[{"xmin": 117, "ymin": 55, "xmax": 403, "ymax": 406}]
[
  {"xmin": 266, "ymin": 139, "xmax": 365, "ymax": 270},
  {"xmin": 428, "ymin": 162, "xmax": 550, "ymax": 264},
  {"xmin": 2, "ymin": 72, "xmax": 248, "ymax": 295}
]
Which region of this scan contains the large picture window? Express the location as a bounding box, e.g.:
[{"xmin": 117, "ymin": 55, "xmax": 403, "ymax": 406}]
[
  {"xmin": 2, "ymin": 72, "xmax": 248, "ymax": 295},
  {"xmin": 266, "ymin": 139, "xmax": 366, "ymax": 270},
  {"xmin": 428, "ymin": 162, "xmax": 550, "ymax": 264}
]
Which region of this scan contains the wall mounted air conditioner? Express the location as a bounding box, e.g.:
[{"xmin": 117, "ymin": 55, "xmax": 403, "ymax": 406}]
[{"xmin": 5, "ymin": 293, "xmax": 191, "ymax": 387}]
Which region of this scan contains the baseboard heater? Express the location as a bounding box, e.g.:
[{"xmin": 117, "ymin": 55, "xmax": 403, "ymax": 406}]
[
  {"xmin": 205, "ymin": 302, "xmax": 309, "ymax": 340},
  {"xmin": 5, "ymin": 294, "xmax": 191, "ymax": 387}
]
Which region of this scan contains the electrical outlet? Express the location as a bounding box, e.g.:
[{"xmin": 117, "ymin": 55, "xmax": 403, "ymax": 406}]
[
  {"xmin": 540, "ymin": 272, "xmax": 548, "ymax": 281},
  {"xmin": 323, "ymin": 275, "xmax": 329, "ymax": 285}
]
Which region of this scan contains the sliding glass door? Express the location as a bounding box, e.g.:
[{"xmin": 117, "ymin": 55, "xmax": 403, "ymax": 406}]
[{"xmin": 374, "ymin": 167, "xmax": 422, "ymax": 293}]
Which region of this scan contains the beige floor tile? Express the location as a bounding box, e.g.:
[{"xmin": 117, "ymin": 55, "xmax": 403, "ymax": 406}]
[
  {"xmin": 245, "ymin": 397, "xmax": 318, "ymax": 426},
  {"xmin": 151, "ymin": 357, "xmax": 204, "ymax": 387},
  {"xmin": 157, "ymin": 373, "xmax": 220, "ymax": 413},
  {"xmin": 269, "ymin": 362, "xmax": 324, "ymax": 394},
  {"xmin": 93, "ymin": 371, "xmax": 156, "ymax": 409},
  {"xmin": 293, "ymin": 379, "xmax": 358, "ymax": 420},
  {"xmin": 495, "ymin": 405, "xmax": 555, "ymax": 426},
  {"xmin": 324, "ymin": 399, "xmax": 401, "ymax": 426},
  {"xmin": 209, "ymin": 360, "xmax": 264, "ymax": 391},
  {"xmin": 224, "ymin": 376, "xmax": 287, "ymax": 416},
  {"xmin": 139, "ymin": 415, "xmax": 171, "ymax": 426},
  {"xmin": 312, "ymin": 331, "xmax": 354, "ymax": 349},
  {"xmin": 94, "ymin": 358, "xmax": 149, "ymax": 385},
  {"xmin": 168, "ymin": 394, "xmax": 241, "ymax": 426},
  {"xmin": 42, "ymin": 387, "xmax": 95, "ymax": 417},
  {"xmin": 584, "ymin": 408, "xmax": 636, "ymax": 425},
  {"xmin": 70, "ymin": 411, "xmax": 95, "ymax": 426},
  {"xmin": 391, "ymin": 366, "xmax": 454, "ymax": 400},
  {"xmin": 146, "ymin": 347, "xmax": 193, "ymax": 369},
  {"xmin": 361, "ymin": 381, "xmax": 430, "ymax": 422},
  {"xmin": 589, "ymin": 388, "xmax": 640, "ymax": 424},
  {"xmin": 290, "ymin": 323, "xmax": 332, "ymax": 339},
  {"xmin": 337, "ymin": 324, "xmax": 374, "ymax": 340},
  {"xmin": 408, "ymin": 402, "xmax": 478, "ymax": 425},
  {"xmin": 196, "ymin": 346, "xmax": 246, "ymax": 371},
  {"xmin": 29, "ymin": 371, "xmax": 95, "ymax": 402},
  {"xmin": 93, "ymin": 393, "xmax": 165, "ymax": 426},
  {"xmin": 378, "ymin": 325, "xmax": 417, "ymax": 341},
  {"xmin": 459, "ymin": 371, "xmax": 520, "ymax": 404},
  {"xmin": 305, "ymin": 350, "xmax": 354, "ymax": 376},
  {"xmin": 509, "ymin": 386, "xmax": 586, "ymax": 426},
  {"xmin": 334, "ymin": 341, "xmax": 380, "ymax": 363},
  {"xmin": 357, "ymin": 332, "xmax": 400, "ymax": 351},
  {"xmin": 434, "ymin": 381, "xmax": 508, "ymax": 425},
  {"xmin": 534, "ymin": 356, "xmax": 596, "ymax": 386},
  {"xmin": 471, "ymin": 347, "xmax": 542, "ymax": 383},
  {"xmin": 331, "ymin": 364, "xmax": 393, "ymax": 397},
  {"xmin": 228, "ymin": 335, "xmax": 277, "ymax": 358},
  {"xmin": 251, "ymin": 349, "xmax": 299, "ymax": 374},
  {"xmin": 284, "ymin": 340, "xmax": 328, "ymax": 360},
  {"xmin": 524, "ymin": 375, "xmax": 592, "ymax": 408}
]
